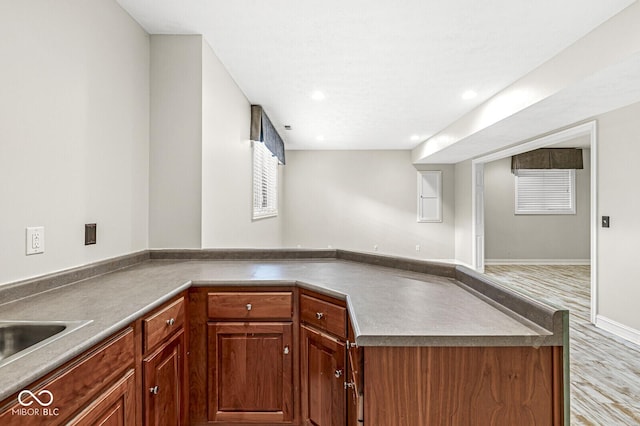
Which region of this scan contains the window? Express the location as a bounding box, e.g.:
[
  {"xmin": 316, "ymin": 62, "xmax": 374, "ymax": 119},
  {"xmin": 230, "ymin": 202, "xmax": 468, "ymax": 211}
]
[
  {"xmin": 253, "ymin": 141, "xmax": 278, "ymax": 219},
  {"xmin": 515, "ymin": 169, "xmax": 575, "ymax": 214},
  {"xmin": 417, "ymin": 171, "xmax": 442, "ymax": 222}
]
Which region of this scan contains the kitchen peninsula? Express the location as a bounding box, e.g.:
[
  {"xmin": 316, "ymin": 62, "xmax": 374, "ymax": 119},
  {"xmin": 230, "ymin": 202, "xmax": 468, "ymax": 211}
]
[{"xmin": 0, "ymin": 249, "xmax": 568, "ymax": 425}]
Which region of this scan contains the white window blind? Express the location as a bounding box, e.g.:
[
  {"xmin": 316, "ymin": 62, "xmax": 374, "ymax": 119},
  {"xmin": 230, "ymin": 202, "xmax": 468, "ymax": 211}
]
[
  {"xmin": 515, "ymin": 169, "xmax": 575, "ymax": 215},
  {"xmin": 253, "ymin": 141, "xmax": 278, "ymax": 219}
]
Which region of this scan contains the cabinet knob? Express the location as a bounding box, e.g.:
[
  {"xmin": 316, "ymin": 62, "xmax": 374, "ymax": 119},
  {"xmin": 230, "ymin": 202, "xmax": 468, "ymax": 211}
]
[
  {"xmin": 334, "ymin": 369, "xmax": 343, "ymax": 378},
  {"xmin": 246, "ymin": 303, "xmax": 252, "ymax": 311},
  {"xmin": 149, "ymin": 385, "xmax": 159, "ymax": 395},
  {"xmin": 344, "ymin": 381, "xmax": 355, "ymax": 390},
  {"xmin": 316, "ymin": 312, "xmax": 324, "ymax": 320},
  {"xmin": 283, "ymin": 345, "xmax": 290, "ymax": 355},
  {"xmin": 166, "ymin": 318, "xmax": 175, "ymax": 326}
]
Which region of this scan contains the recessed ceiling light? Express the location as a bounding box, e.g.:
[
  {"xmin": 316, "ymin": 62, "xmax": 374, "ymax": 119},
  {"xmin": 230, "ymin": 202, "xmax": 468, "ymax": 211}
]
[
  {"xmin": 311, "ymin": 90, "xmax": 325, "ymax": 101},
  {"xmin": 410, "ymin": 135, "xmax": 421, "ymax": 142},
  {"xmin": 461, "ymin": 90, "xmax": 477, "ymax": 100},
  {"xmin": 316, "ymin": 135, "xmax": 325, "ymax": 141}
]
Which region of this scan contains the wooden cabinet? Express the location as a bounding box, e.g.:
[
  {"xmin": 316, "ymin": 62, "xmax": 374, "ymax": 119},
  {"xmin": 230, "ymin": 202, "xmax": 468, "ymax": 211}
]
[
  {"xmin": 300, "ymin": 294, "xmax": 346, "ymax": 340},
  {"xmin": 346, "ymin": 324, "xmax": 363, "ymax": 426},
  {"xmin": 0, "ymin": 327, "xmax": 135, "ymax": 426},
  {"xmin": 300, "ymin": 325, "xmax": 345, "ymax": 426},
  {"xmin": 143, "ymin": 296, "xmax": 185, "ymax": 352},
  {"xmin": 300, "ymin": 291, "xmax": 348, "ymax": 426},
  {"xmin": 201, "ymin": 288, "xmax": 296, "ymax": 424},
  {"xmin": 0, "ymin": 294, "xmax": 187, "ymax": 426},
  {"xmin": 68, "ymin": 368, "xmax": 136, "ymax": 426},
  {"xmin": 364, "ymin": 345, "xmax": 565, "ymax": 426},
  {"xmin": 208, "ymin": 291, "xmax": 293, "ymax": 320},
  {"xmin": 143, "ymin": 331, "xmax": 185, "ymax": 426},
  {"xmin": 141, "ymin": 295, "xmax": 187, "ymax": 426},
  {"xmin": 208, "ymin": 322, "xmax": 294, "ymax": 422},
  {"xmin": 0, "ymin": 283, "xmax": 566, "ymax": 426}
]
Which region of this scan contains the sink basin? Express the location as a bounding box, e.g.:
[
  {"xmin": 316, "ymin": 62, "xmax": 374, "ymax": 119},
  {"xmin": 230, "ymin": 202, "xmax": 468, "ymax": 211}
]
[
  {"xmin": 0, "ymin": 320, "xmax": 92, "ymax": 367},
  {"xmin": 0, "ymin": 323, "xmax": 66, "ymax": 361}
]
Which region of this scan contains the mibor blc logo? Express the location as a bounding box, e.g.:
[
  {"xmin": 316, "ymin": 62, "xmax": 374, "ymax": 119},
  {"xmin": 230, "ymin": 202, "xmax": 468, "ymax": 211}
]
[{"xmin": 11, "ymin": 389, "xmax": 60, "ymax": 417}]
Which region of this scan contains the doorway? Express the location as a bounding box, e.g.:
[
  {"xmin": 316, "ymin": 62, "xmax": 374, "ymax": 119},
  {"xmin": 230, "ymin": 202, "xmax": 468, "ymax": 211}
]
[{"xmin": 471, "ymin": 121, "xmax": 597, "ymax": 323}]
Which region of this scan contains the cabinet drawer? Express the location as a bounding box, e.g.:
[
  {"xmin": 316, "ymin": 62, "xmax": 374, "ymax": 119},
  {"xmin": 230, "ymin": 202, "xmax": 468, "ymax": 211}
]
[
  {"xmin": 144, "ymin": 296, "xmax": 185, "ymax": 352},
  {"xmin": 208, "ymin": 292, "xmax": 293, "ymax": 319},
  {"xmin": 0, "ymin": 328, "xmax": 134, "ymax": 426},
  {"xmin": 300, "ymin": 294, "xmax": 346, "ymax": 339}
]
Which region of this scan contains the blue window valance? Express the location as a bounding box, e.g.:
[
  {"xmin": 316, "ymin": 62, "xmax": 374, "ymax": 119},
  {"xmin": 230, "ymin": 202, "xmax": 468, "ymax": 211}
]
[{"xmin": 250, "ymin": 105, "xmax": 285, "ymax": 165}]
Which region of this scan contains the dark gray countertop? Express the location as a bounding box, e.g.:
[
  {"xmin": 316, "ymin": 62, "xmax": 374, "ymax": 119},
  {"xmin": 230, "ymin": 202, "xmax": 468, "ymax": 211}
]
[{"xmin": 0, "ymin": 256, "xmax": 565, "ymax": 402}]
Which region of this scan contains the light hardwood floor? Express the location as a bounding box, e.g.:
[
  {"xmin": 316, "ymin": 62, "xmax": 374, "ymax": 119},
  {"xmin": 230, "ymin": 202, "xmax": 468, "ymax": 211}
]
[{"xmin": 484, "ymin": 265, "xmax": 640, "ymax": 426}]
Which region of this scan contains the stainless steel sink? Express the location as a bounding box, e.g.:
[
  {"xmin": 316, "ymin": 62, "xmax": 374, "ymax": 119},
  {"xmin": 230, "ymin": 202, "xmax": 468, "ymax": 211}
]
[{"xmin": 0, "ymin": 320, "xmax": 92, "ymax": 367}]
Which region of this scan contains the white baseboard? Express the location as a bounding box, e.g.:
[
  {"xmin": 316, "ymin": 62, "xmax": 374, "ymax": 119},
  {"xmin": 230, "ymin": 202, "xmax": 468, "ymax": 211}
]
[
  {"xmin": 596, "ymin": 315, "xmax": 640, "ymax": 346},
  {"xmin": 484, "ymin": 259, "xmax": 591, "ymax": 266}
]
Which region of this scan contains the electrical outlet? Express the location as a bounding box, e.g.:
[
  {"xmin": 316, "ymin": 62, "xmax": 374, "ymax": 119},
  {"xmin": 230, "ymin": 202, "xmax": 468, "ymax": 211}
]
[
  {"xmin": 373, "ymin": 244, "xmax": 379, "ymax": 251},
  {"xmin": 26, "ymin": 226, "xmax": 45, "ymax": 255},
  {"xmin": 416, "ymin": 244, "xmax": 421, "ymax": 252}
]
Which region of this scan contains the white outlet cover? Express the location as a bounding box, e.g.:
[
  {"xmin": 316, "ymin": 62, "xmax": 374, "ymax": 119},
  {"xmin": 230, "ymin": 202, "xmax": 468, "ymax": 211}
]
[{"xmin": 26, "ymin": 226, "xmax": 45, "ymax": 255}]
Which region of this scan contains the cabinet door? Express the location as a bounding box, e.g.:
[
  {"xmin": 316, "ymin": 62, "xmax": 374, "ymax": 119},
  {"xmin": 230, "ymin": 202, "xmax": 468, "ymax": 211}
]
[
  {"xmin": 301, "ymin": 325, "xmax": 346, "ymax": 426},
  {"xmin": 68, "ymin": 369, "xmax": 136, "ymax": 426},
  {"xmin": 346, "ymin": 323, "xmax": 363, "ymax": 426},
  {"xmin": 208, "ymin": 322, "xmax": 294, "ymax": 423},
  {"xmin": 346, "ymin": 343, "xmax": 363, "ymax": 426},
  {"xmin": 143, "ymin": 330, "xmax": 185, "ymax": 426}
]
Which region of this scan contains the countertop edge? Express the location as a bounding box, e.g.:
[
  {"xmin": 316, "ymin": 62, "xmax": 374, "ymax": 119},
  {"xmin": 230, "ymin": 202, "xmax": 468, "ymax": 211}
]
[
  {"xmin": 0, "ymin": 281, "xmax": 193, "ymax": 402},
  {"xmin": 0, "ymin": 251, "xmax": 569, "ymax": 402}
]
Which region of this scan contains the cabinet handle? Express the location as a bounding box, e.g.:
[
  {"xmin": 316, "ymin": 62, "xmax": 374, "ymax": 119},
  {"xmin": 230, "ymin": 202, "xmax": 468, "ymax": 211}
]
[
  {"xmin": 344, "ymin": 381, "xmax": 355, "ymax": 390},
  {"xmin": 149, "ymin": 385, "xmax": 159, "ymax": 395},
  {"xmin": 334, "ymin": 369, "xmax": 343, "ymax": 378},
  {"xmin": 316, "ymin": 312, "xmax": 324, "ymax": 320},
  {"xmin": 246, "ymin": 303, "xmax": 252, "ymax": 311},
  {"xmin": 283, "ymin": 345, "xmax": 290, "ymax": 355},
  {"xmin": 166, "ymin": 318, "xmax": 175, "ymax": 326}
]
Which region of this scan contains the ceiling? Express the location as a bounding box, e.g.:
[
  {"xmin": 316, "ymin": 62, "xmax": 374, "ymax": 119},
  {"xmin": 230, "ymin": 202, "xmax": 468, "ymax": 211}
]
[
  {"xmin": 117, "ymin": 0, "xmax": 634, "ymax": 152},
  {"xmin": 418, "ymin": 48, "xmax": 640, "ymax": 162}
]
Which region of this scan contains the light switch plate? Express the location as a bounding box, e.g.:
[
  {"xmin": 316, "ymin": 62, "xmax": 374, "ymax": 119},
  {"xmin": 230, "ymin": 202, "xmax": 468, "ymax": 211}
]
[{"xmin": 26, "ymin": 226, "xmax": 45, "ymax": 255}]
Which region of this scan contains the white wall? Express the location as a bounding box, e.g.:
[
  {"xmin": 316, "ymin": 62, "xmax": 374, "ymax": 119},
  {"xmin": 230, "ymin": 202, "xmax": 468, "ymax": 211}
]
[
  {"xmin": 484, "ymin": 153, "xmax": 590, "ymax": 262},
  {"xmin": 454, "ymin": 160, "xmax": 473, "ymax": 266},
  {"xmin": 282, "ymin": 151, "xmax": 455, "ymax": 259},
  {"xmin": 597, "ymin": 101, "xmax": 640, "ymax": 332},
  {"xmin": 0, "ymin": 0, "xmax": 149, "ymax": 285},
  {"xmin": 201, "ymin": 41, "xmax": 282, "ymax": 247},
  {"xmin": 149, "ymin": 35, "xmax": 202, "ymax": 248},
  {"xmin": 149, "ymin": 35, "xmax": 282, "ymax": 248}
]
